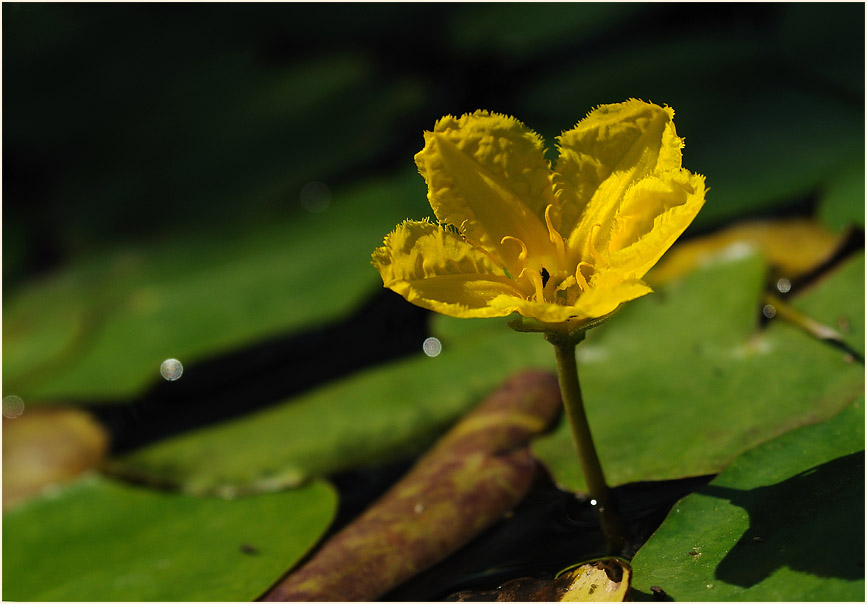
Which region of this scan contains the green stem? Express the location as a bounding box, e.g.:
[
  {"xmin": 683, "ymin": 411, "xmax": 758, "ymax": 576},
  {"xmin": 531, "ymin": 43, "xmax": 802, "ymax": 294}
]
[{"xmin": 547, "ymin": 333, "xmax": 629, "ymax": 555}]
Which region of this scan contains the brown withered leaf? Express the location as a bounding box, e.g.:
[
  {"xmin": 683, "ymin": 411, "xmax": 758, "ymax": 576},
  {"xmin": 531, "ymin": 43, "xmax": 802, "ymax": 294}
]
[
  {"xmin": 262, "ymin": 370, "xmax": 562, "ymax": 602},
  {"xmin": 3, "ymin": 406, "xmax": 109, "ymax": 510},
  {"xmin": 447, "ymin": 558, "xmax": 631, "ymax": 602}
]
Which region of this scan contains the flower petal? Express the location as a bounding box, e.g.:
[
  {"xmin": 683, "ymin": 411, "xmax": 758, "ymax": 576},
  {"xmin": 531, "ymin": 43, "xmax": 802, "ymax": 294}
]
[
  {"xmin": 490, "ymin": 277, "xmax": 653, "ymax": 324},
  {"xmin": 555, "ymin": 99, "xmax": 683, "ymax": 258},
  {"xmin": 605, "ymin": 169, "xmax": 707, "ymax": 280},
  {"xmin": 372, "ymin": 219, "xmax": 527, "ymax": 318},
  {"xmin": 570, "ymin": 278, "xmax": 653, "ymax": 319},
  {"xmin": 414, "ymin": 111, "xmax": 558, "ymax": 275}
]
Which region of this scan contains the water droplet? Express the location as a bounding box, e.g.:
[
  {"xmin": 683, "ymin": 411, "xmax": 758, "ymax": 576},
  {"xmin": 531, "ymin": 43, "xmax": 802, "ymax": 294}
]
[
  {"xmin": 776, "ymin": 277, "xmax": 791, "ymax": 293},
  {"xmin": 160, "ymin": 358, "xmax": 183, "ymax": 381},
  {"xmin": 2, "ymin": 395, "xmax": 25, "ymax": 418},
  {"xmin": 589, "ymin": 499, "xmax": 598, "ymax": 506},
  {"xmin": 762, "ymin": 304, "xmax": 777, "ymax": 319},
  {"xmin": 413, "ymin": 502, "xmax": 425, "ymax": 514},
  {"xmin": 300, "ymin": 181, "xmax": 331, "ymax": 213},
  {"xmin": 422, "ymin": 337, "xmax": 442, "ymax": 357}
]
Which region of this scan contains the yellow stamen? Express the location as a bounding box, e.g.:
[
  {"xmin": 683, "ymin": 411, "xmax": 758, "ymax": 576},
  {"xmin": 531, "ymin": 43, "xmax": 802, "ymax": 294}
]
[
  {"xmin": 545, "ymin": 204, "xmax": 567, "ymax": 267},
  {"xmin": 587, "ymin": 223, "xmax": 606, "ymax": 267},
  {"xmin": 574, "ymin": 262, "xmax": 592, "ymax": 291},
  {"xmin": 459, "ymin": 231, "xmax": 511, "ymax": 274},
  {"xmin": 500, "ymin": 235, "xmax": 529, "ymax": 262},
  {"xmin": 556, "ymin": 275, "xmax": 577, "ymax": 292},
  {"xmin": 518, "ymin": 267, "xmax": 546, "ymax": 302}
]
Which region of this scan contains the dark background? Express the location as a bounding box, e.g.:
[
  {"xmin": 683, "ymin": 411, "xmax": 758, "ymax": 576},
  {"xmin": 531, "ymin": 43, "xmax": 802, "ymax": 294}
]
[{"xmin": 5, "ymin": 2, "xmax": 864, "ymax": 290}]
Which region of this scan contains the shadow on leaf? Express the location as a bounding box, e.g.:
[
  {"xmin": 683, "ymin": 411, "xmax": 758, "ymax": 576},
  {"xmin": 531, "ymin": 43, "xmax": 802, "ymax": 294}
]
[{"xmin": 702, "ymin": 451, "xmax": 864, "ymax": 587}]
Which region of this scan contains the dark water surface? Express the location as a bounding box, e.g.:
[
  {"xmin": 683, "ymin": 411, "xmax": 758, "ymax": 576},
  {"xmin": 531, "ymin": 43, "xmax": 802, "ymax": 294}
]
[{"xmin": 330, "ymin": 460, "xmax": 714, "ymax": 602}]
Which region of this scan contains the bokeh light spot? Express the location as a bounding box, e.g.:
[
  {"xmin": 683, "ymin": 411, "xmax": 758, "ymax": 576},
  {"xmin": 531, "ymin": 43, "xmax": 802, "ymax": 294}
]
[
  {"xmin": 2, "ymin": 395, "xmax": 25, "ymax": 419},
  {"xmin": 422, "ymin": 337, "xmax": 442, "ymax": 357},
  {"xmin": 300, "ymin": 181, "xmax": 331, "ymax": 213},
  {"xmin": 160, "ymin": 358, "xmax": 184, "ymax": 381}
]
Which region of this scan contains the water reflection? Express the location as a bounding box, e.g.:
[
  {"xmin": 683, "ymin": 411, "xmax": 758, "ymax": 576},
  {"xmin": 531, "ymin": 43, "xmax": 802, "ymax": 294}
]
[{"xmin": 381, "ymin": 473, "xmax": 715, "ymax": 600}]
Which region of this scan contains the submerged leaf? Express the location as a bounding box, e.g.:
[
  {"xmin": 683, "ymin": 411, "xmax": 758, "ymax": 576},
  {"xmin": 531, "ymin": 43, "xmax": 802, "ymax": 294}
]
[
  {"xmin": 263, "ymin": 371, "xmax": 562, "ymax": 602},
  {"xmin": 447, "ymin": 558, "xmax": 631, "ymax": 602},
  {"xmin": 558, "ymin": 559, "xmax": 631, "ymax": 602}
]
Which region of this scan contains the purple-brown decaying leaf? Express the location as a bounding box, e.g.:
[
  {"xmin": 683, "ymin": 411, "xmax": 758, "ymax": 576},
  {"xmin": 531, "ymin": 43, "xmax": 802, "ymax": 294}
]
[{"xmin": 262, "ymin": 370, "xmax": 562, "ymax": 602}]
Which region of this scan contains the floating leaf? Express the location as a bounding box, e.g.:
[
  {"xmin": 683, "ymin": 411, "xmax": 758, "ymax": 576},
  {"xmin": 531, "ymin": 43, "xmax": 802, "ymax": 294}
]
[
  {"xmin": 789, "ymin": 252, "xmax": 864, "ymax": 358},
  {"xmin": 110, "ymin": 248, "xmax": 864, "ymax": 497},
  {"xmin": 533, "ymin": 250, "xmax": 864, "ymax": 492},
  {"xmin": 630, "ymin": 400, "xmax": 865, "ymax": 601},
  {"xmin": 107, "ymin": 315, "xmax": 554, "ymax": 495},
  {"xmin": 818, "ymin": 160, "xmax": 866, "ymax": 233},
  {"xmin": 3, "ymin": 170, "xmax": 429, "ymax": 401},
  {"xmin": 2, "ymin": 475, "xmax": 337, "ymax": 602},
  {"xmin": 263, "ymin": 371, "xmax": 562, "ymax": 602}
]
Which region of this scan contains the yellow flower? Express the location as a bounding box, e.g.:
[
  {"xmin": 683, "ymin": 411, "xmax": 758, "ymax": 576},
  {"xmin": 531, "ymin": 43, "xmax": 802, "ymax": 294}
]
[{"xmin": 372, "ymin": 99, "xmax": 706, "ymax": 330}]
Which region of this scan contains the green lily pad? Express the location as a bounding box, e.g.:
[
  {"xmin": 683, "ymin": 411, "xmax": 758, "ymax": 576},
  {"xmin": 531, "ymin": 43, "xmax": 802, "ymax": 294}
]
[
  {"xmin": 108, "ymin": 315, "xmax": 553, "ymax": 495},
  {"xmin": 818, "ymin": 160, "xmax": 866, "ymax": 233},
  {"xmin": 110, "ymin": 250, "xmax": 864, "ymax": 497},
  {"xmin": 630, "ymin": 400, "xmax": 865, "ymax": 601},
  {"xmin": 790, "ymin": 252, "xmax": 865, "ymax": 358},
  {"xmin": 3, "ymin": 170, "xmax": 429, "ymax": 401},
  {"xmin": 2, "ymin": 475, "xmax": 337, "ymax": 601},
  {"xmin": 532, "ymin": 250, "xmax": 865, "ymax": 492}
]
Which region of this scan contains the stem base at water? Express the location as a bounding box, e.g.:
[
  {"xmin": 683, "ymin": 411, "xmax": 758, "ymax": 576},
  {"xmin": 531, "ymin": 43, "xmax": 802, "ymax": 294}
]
[{"xmin": 546, "ymin": 332, "xmax": 630, "ymax": 555}]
